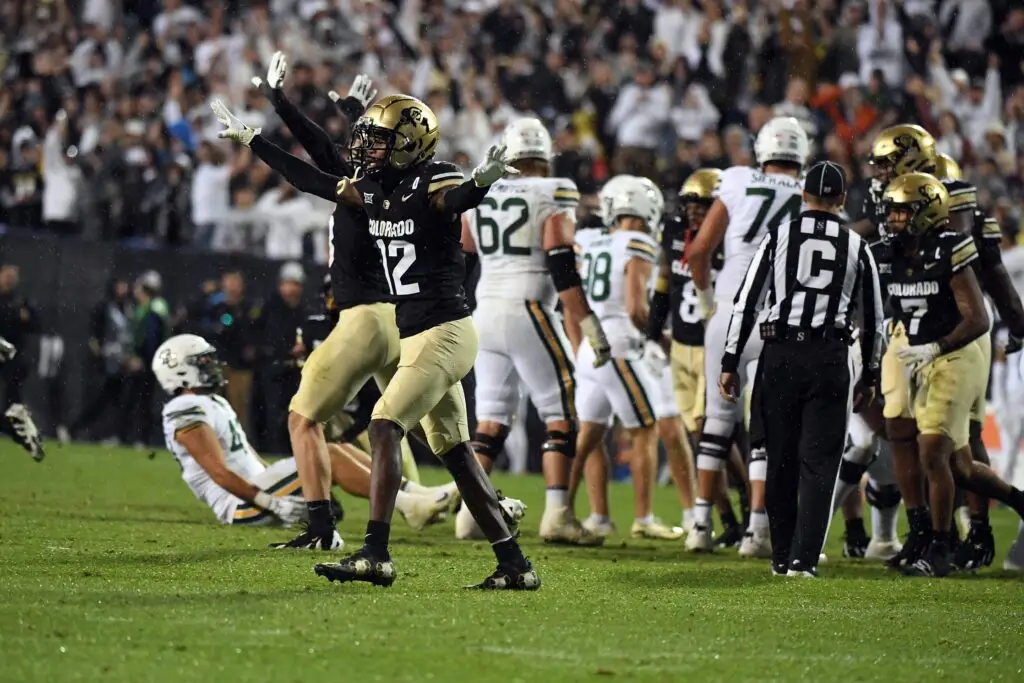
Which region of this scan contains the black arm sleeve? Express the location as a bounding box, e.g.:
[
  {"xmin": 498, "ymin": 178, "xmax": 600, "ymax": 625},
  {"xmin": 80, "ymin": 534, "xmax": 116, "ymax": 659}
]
[
  {"xmin": 438, "ymin": 180, "xmax": 489, "ymax": 214},
  {"xmin": 333, "ymin": 96, "xmax": 366, "ymax": 124},
  {"xmin": 258, "ymin": 85, "xmax": 350, "ymax": 176},
  {"xmin": 463, "ymin": 251, "xmax": 479, "ymax": 290},
  {"xmin": 250, "ymin": 136, "xmax": 341, "ymax": 202},
  {"xmin": 646, "ymin": 290, "xmax": 671, "ymax": 341}
]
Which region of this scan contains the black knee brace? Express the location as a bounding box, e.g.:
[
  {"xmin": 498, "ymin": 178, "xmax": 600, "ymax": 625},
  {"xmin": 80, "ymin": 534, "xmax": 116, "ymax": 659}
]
[
  {"xmin": 542, "ymin": 429, "xmax": 576, "ymax": 459},
  {"xmin": 471, "ymin": 425, "xmax": 510, "ymax": 459},
  {"xmin": 839, "ymin": 458, "xmax": 870, "ymax": 486},
  {"xmin": 865, "ymin": 481, "xmax": 902, "ymax": 509},
  {"xmin": 969, "ymin": 420, "xmax": 990, "ymax": 465}
]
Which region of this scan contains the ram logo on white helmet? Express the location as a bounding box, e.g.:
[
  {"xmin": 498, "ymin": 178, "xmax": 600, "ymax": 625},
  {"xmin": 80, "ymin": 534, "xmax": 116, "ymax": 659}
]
[
  {"xmin": 608, "ymin": 186, "xmax": 658, "ymax": 233},
  {"xmin": 501, "ymin": 117, "xmax": 553, "ymax": 164},
  {"xmin": 754, "ymin": 116, "xmax": 810, "ymax": 169},
  {"xmin": 152, "ymin": 334, "xmax": 226, "ymax": 394}
]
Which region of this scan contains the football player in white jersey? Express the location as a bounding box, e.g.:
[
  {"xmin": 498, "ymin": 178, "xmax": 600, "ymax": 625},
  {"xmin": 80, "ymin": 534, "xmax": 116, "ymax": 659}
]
[
  {"xmin": 460, "ymin": 117, "xmax": 611, "ymax": 544},
  {"xmin": 154, "ymin": 335, "xmax": 452, "ymax": 536},
  {"xmin": 570, "ymin": 180, "xmax": 684, "ymax": 540},
  {"xmin": 685, "ymin": 116, "xmax": 809, "ymax": 555}
]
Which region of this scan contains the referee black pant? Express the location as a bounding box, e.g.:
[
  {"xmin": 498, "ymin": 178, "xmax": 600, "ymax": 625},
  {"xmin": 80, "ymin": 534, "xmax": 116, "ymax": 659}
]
[{"xmin": 760, "ymin": 337, "xmax": 852, "ymax": 571}]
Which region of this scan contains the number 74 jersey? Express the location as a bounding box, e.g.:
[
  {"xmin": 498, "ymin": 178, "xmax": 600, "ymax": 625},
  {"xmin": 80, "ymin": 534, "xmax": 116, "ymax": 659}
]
[
  {"xmin": 715, "ymin": 166, "xmax": 803, "ymax": 305},
  {"xmin": 466, "ymin": 176, "xmax": 580, "ymax": 308}
]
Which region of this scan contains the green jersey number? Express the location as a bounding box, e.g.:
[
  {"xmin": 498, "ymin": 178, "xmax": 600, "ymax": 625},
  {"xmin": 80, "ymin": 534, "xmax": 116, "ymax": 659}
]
[
  {"xmin": 581, "ymin": 251, "xmax": 612, "ymax": 302},
  {"xmin": 743, "ymin": 188, "xmax": 802, "ymax": 242},
  {"xmin": 212, "ymin": 396, "xmax": 246, "ymax": 452},
  {"xmin": 475, "ymin": 197, "xmax": 532, "ymax": 256}
]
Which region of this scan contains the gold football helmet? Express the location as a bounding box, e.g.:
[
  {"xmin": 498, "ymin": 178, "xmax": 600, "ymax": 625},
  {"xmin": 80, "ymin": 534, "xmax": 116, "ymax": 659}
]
[
  {"xmin": 679, "ymin": 169, "xmax": 721, "ymax": 203},
  {"xmin": 882, "ymin": 172, "xmax": 949, "ymax": 236},
  {"xmin": 349, "ymin": 94, "xmax": 439, "ymax": 174},
  {"xmin": 870, "ymin": 124, "xmax": 937, "ymax": 182},
  {"xmin": 934, "ymin": 153, "xmax": 962, "ymax": 181}
]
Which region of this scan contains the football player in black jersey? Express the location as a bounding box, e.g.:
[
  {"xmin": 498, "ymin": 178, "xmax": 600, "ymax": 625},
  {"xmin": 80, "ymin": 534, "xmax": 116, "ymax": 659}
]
[
  {"xmin": 315, "ymin": 94, "xmax": 539, "ymax": 590},
  {"xmin": 645, "ymin": 169, "xmax": 748, "ymax": 546},
  {"xmin": 213, "ymin": 56, "xmax": 416, "ymax": 553},
  {"xmin": 880, "ymin": 173, "xmax": 1024, "ymax": 576}
]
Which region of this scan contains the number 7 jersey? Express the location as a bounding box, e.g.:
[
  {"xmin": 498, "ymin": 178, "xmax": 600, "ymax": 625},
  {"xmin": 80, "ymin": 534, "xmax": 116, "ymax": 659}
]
[
  {"xmin": 715, "ymin": 166, "xmax": 803, "ymax": 305},
  {"xmin": 466, "ymin": 176, "xmax": 580, "ymax": 307}
]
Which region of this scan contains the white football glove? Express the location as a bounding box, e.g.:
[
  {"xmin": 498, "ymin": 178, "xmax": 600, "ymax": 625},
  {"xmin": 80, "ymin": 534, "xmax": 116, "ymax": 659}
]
[
  {"xmin": 342, "ymin": 74, "xmax": 378, "ymax": 108},
  {"xmin": 0, "ymin": 336, "xmax": 15, "ymax": 363},
  {"xmin": 640, "ymin": 339, "xmax": 668, "ymax": 376},
  {"xmin": 211, "ymin": 99, "xmax": 260, "ymax": 147},
  {"xmin": 897, "ymin": 342, "xmax": 940, "ymax": 372},
  {"xmin": 255, "ymin": 491, "xmax": 306, "ymax": 527},
  {"xmin": 580, "ymin": 313, "xmax": 612, "ymax": 368},
  {"xmin": 696, "ymin": 286, "xmax": 716, "ymax": 321},
  {"xmin": 472, "ymin": 144, "xmax": 519, "ymax": 187},
  {"xmin": 267, "ymin": 51, "xmax": 288, "ymax": 90}
]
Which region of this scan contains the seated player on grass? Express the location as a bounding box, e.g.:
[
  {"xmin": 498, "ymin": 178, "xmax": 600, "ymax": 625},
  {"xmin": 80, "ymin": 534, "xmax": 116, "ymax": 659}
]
[{"xmin": 153, "ymin": 334, "xmax": 453, "ymax": 540}]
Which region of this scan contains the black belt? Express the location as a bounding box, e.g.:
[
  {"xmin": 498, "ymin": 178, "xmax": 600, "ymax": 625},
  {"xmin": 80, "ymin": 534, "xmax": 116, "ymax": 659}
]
[{"xmin": 760, "ymin": 322, "xmax": 852, "ymax": 344}]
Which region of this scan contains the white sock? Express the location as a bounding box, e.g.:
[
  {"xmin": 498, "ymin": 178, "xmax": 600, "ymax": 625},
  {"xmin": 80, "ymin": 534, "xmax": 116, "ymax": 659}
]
[
  {"xmin": 748, "ymin": 510, "xmax": 769, "ymax": 534},
  {"xmin": 636, "ymin": 514, "xmax": 655, "ymax": 526},
  {"xmin": 587, "ymin": 513, "xmax": 611, "ymax": 525},
  {"xmin": 695, "ymin": 498, "xmax": 713, "ymax": 527},
  {"xmin": 401, "ymin": 479, "xmax": 427, "ymax": 494},
  {"xmin": 871, "ymin": 504, "xmax": 899, "ymax": 542},
  {"xmin": 545, "ymin": 488, "xmax": 569, "ymax": 510},
  {"xmin": 682, "ymin": 507, "xmax": 695, "ymax": 528}
]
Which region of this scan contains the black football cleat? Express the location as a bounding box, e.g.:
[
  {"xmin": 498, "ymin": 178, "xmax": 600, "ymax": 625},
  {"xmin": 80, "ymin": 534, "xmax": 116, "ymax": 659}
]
[
  {"xmin": 843, "ymin": 533, "xmax": 870, "ymax": 558},
  {"xmin": 5, "ymin": 403, "xmax": 44, "ymax": 462},
  {"xmin": 713, "ymin": 523, "xmax": 743, "ymax": 549},
  {"xmin": 886, "ymin": 527, "xmax": 930, "ymax": 570},
  {"xmin": 952, "ymin": 522, "xmax": 995, "ymax": 571},
  {"xmin": 903, "ymin": 540, "xmax": 952, "ymax": 578},
  {"xmin": 315, "ymin": 547, "xmax": 395, "ymax": 587},
  {"xmin": 466, "ymin": 559, "xmax": 541, "ymax": 591},
  {"xmin": 329, "ymin": 494, "xmax": 345, "ymax": 523}
]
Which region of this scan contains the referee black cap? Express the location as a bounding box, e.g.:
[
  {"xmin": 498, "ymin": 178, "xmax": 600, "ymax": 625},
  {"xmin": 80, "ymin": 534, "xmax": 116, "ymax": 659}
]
[{"xmin": 804, "ymin": 161, "xmax": 847, "ymax": 199}]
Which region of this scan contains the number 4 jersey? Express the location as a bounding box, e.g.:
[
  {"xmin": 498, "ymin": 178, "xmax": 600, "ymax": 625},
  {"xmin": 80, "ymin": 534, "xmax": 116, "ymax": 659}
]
[
  {"xmin": 715, "ymin": 166, "xmax": 803, "ymax": 305},
  {"xmin": 466, "ymin": 176, "xmax": 580, "ymax": 308},
  {"xmin": 661, "ymin": 213, "xmax": 724, "ymax": 345},
  {"xmin": 161, "ymin": 393, "xmax": 266, "ymax": 522}
]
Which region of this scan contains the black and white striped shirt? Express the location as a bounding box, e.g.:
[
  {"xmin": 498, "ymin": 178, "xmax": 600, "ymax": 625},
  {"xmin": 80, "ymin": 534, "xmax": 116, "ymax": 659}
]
[{"xmin": 722, "ymin": 210, "xmax": 884, "ymax": 380}]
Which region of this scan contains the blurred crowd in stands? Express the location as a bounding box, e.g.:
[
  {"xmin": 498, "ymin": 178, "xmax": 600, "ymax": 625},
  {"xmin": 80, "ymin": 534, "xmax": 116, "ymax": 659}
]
[{"xmin": 0, "ymin": 0, "xmax": 1022, "ymax": 257}]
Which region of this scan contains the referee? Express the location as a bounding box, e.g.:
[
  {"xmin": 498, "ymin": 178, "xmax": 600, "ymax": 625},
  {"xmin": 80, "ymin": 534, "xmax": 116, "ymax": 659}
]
[{"xmin": 718, "ymin": 161, "xmax": 883, "ymax": 577}]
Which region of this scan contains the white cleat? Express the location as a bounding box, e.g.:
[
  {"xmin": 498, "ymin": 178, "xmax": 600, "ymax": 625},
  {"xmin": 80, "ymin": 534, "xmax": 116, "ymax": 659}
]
[
  {"xmin": 738, "ymin": 531, "xmax": 772, "ymax": 558},
  {"xmin": 631, "ymin": 519, "xmax": 685, "ymax": 540},
  {"xmin": 582, "ymin": 516, "xmax": 616, "ymax": 538},
  {"xmin": 539, "ymin": 507, "xmax": 604, "ymax": 546},
  {"xmin": 399, "ymin": 492, "xmax": 451, "ymax": 531},
  {"xmin": 685, "ymin": 524, "xmax": 714, "ymax": 552},
  {"xmin": 865, "ymin": 538, "xmax": 903, "ymax": 561}
]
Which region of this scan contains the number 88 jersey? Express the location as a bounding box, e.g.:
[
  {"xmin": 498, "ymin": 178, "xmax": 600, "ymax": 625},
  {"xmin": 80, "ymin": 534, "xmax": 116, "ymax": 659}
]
[
  {"xmin": 577, "ymin": 228, "xmax": 661, "ymax": 356},
  {"xmin": 466, "ymin": 176, "xmax": 580, "ymax": 308}
]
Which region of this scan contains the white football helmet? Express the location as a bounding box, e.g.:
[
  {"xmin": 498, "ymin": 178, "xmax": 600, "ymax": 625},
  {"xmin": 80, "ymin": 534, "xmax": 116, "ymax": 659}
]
[
  {"xmin": 635, "ymin": 177, "xmax": 665, "ymax": 230},
  {"xmin": 755, "ymin": 116, "xmax": 810, "ymax": 169},
  {"xmin": 152, "ymin": 334, "xmax": 226, "ymax": 394},
  {"xmin": 609, "ymin": 186, "xmax": 658, "ymax": 232},
  {"xmin": 599, "ymin": 175, "xmax": 638, "ymax": 227},
  {"xmin": 502, "ymin": 117, "xmax": 553, "ymax": 164}
]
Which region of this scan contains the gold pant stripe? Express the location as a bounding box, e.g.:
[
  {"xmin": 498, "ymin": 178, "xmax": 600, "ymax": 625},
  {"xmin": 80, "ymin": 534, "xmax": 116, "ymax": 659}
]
[
  {"xmin": 525, "ymin": 301, "xmax": 576, "ymax": 420},
  {"xmin": 232, "ymin": 507, "xmax": 273, "ymax": 524},
  {"xmin": 612, "ymin": 359, "xmax": 655, "ymax": 427}
]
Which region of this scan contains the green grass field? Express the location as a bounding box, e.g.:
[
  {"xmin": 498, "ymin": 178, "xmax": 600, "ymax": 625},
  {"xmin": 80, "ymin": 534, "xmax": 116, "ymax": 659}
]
[{"xmin": 2, "ymin": 443, "xmax": 1023, "ymax": 683}]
